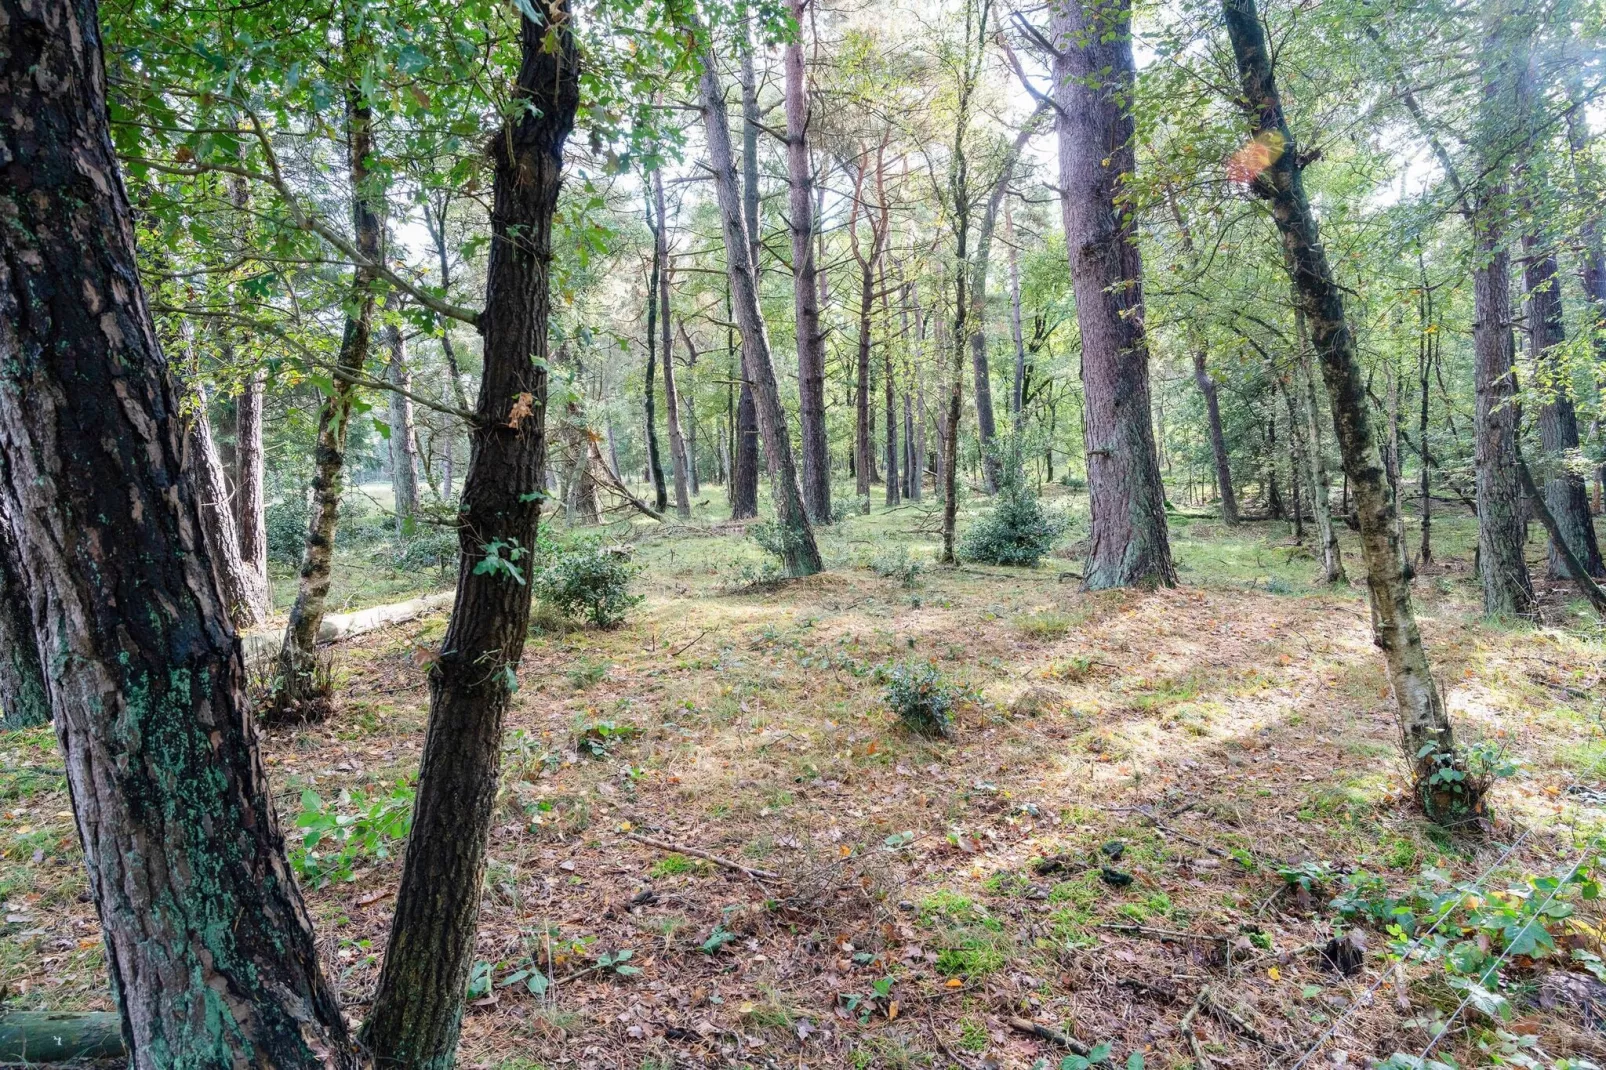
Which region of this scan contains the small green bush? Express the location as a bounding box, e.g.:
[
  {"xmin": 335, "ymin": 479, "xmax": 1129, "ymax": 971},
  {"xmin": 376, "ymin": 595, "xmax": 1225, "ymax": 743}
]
[
  {"xmin": 883, "ymin": 660, "xmax": 958, "ymax": 737},
  {"xmin": 870, "ymin": 547, "xmax": 925, "ymax": 588},
  {"xmin": 533, "ymin": 541, "xmax": 642, "ymax": 628},
  {"xmin": 962, "ymin": 439, "xmax": 1065, "ymax": 567}
]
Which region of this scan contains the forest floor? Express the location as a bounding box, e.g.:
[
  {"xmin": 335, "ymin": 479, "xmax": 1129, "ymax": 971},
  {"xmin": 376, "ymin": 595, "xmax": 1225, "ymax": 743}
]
[{"xmin": 6, "ymin": 489, "xmax": 1606, "ymax": 1069}]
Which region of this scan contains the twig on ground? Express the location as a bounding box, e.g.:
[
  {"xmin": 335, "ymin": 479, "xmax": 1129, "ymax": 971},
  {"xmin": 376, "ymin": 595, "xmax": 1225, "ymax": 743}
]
[
  {"xmin": 626, "ymin": 832, "xmax": 781, "ymax": 883},
  {"xmin": 1007, "ymin": 1017, "xmax": 1091, "ymax": 1057},
  {"xmin": 1098, "ymin": 922, "xmax": 1228, "ymax": 943},
  {"xmin": 1203, "ymin": 987, "xmax": 1292, "ymax": 1054},
  {"xmin": 1180, "ymin": 988, "xmax": 1214, "ymax": 1069},
  {"xmin": 927, "ymin": 1009, "xmax": 978, "ymax": 1070},
  {"xmin": 669, "ymin": 630, "xmax": 708, "ymax": 658}
]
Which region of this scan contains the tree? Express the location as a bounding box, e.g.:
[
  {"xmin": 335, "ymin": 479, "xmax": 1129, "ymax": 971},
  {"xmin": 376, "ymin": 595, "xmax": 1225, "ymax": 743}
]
[
  {"xmin": 653, "ymin": 167, "xmax": 692, "ymax": 518},
  {"xmin": 386, "ymin": 322, "xmax": 422, "ymax": 530},
  {"xmin": 644, "ymin": 183, "xmax": 670, "ymax": 513},
  {"xmin": 786, "ymin": 0, "xmax": 832, "ymax": 523},
  {"xmin": 1050, "ymin": 0, "xmax": 1174, "ymax": 589},
  {"xmin": 698, "ymin": 29, "xmax": 823, "ymax": 577},
  {"xmin": 359, "ymin": 3, "xmax": 580, "ymax": 1065},
  {"xmin": 0, "ymin": 0, "xmax": 357, "ymax": 1059},
  {"xmin": 1220, "ymin": 0, "xmax": 1470, "ymax": 821}
]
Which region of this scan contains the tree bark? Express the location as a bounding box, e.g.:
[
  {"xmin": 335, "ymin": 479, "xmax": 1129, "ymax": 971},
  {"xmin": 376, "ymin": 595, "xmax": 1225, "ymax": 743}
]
[
  {"xmin": 270, "ymin": 63, "xmax": 384, "ymax": 719},
  {"xmin": 186, "ymin": 380, "xmax": 266, "ymax": 630},
  {"xmin": 784, "ymin": 2, "xmax": 831, "ymax": 523},
  {"xmin": 359, "ymin": 7, "xmax": 579, "ymax": 1067},
  {"xmin": 0, "ymin": 527, "xmax": 48, "ymax": 730},
  {"xmin": 1523, "ymin": 242, "xmax": 1603, "ymax": 577},
  {"xmin": 1193, "ymin": 349, "xmax": 1239, "ymax": 525},
  {"xmin": 1294, "ymin": 294, "xmax": 1345, "ymax": 581},
  {"xmin": 1052, "ymin": 0, "xmax": 1174, "ymax": 589},
  {"xmin": 653, "ymin": 170, "xmax": 692, "ymax": 518},
  {"xmin": 235, "ymin": 366, "xmax": 269, "ymax": 599},
  {"xmin": 0, "ymin": 0, "xmax": 358, "ymax": 1059},
  {"xmin": 386, "ymin": 325, "xmax": 421, "ymax": 531},
  {"xmin": 698, "ymin": 38, "xmax": 823, "ymax": 576},
  {"xmin": 643, "ymin": 187, "xmax": 669, "ymax": 514},
  {"xmin": 1222, "ymin": 0, "xmax": 1463, "ymax": 821}
]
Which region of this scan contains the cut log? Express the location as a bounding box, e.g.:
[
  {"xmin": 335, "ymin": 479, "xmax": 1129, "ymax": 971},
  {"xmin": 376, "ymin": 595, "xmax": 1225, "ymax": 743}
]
[{"xmin": 0, "ymin": 1011, "xmax": 125, "ymax": 1063}]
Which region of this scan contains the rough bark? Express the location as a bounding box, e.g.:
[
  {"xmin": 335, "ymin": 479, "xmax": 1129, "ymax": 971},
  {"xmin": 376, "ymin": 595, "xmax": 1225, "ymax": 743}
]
[
  {"xmin": 359, "ymin": 7, "xmax": 579, "ymax": 1067},
  {"xmin": 784, "ymin": 2, "xmax": 831, "ymax": 523},
  {"xmin": 1223, "ymin": 0, "xmax": 1462, "ymax": 821},
  {"xmin": 698, "ymin": 38, "xmax": 822, "ymax": 575},
  {"xmin": 653, "ymin": 169, "xmax": 692, "ymax": 518},
  {"xmin": 1051, "ymin": 0, "xmax": 1174, "ymax": 588},
  {"xmin": 1470, "ymin": 8, "xmax": 1536, "ymax": 617},
  {"xmin": 0, "ymin": 1011, "xmax": 126, "ymax": 1063},
  {"xmin": 0, "ymin": 526, "xmax": 48, "ymax": 730},
  {"xmin": 0, "ymin": 0, "xmax": 358, "ymax": 1059},
  {"xmin": 1524, "ymin": 243, "xmax": 1603, "ymax": 577},
  {"xmin": 271, "ymin": 66, "xmax": 383, "ymax": 719},
  {"xmin": 386, "ymin": 325, "xmax": 421, "ymax": 530},
  {"xmin": 731, "ymin": 44, "xmax": 763, "ymax": 521},
  {"xmin": 1193, "ymin": 349, "xmax": 1239, "ymax": 525}
]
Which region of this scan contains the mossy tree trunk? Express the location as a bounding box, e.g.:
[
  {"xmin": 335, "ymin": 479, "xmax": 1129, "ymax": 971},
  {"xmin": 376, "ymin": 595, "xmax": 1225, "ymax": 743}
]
[
  {"xmin": 1222, "ymin": 0, "xmax": 1464, "ymax": 821},
  {"xmin": 359, "ymin": 6, "xmax": 579, "ymax": 1067},
  {"xmin": 0, "ymin": 0, "xmax": 357, "ymax": 1060}
]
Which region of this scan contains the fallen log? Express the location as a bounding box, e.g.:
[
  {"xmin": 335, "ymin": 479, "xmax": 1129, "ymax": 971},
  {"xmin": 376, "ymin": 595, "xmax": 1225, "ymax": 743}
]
[{"xmin": 0, "ymin": 1010, "xmax": 125, "ymax": 1063}]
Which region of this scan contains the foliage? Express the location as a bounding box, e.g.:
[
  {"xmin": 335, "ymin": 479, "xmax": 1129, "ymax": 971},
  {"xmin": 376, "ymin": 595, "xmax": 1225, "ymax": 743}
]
[
  {"xmin": 870, "ymin": 546, "xmax": 925, "ymax": 588},
  {"xmin": 882, "ymin": 660, "xmax": 959, "ymax": 737},
  {"xmin": 290, "ymin": 784, "xmax": 415, "ymax": 887},
  {"xmin": 533, "ymin": 540, "xmax": 642, "ymax": 628},
  {"xmin": 962, "ymin": 436, "xmax": 1065, "ymax": 567}
]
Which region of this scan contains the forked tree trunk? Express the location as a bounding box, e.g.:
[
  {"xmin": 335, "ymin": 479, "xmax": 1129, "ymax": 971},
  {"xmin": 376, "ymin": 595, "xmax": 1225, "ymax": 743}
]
[
  {"xmin": 653, "ymin": 170, "xmax": 692, "ymax": 518},
  {"xmin": 387, "ymin": 325, "xmax": 421, "ymax": 530},
  {"xmin": 271, "ymin": 68, "xmax": 383, "ymax": 720},
  {"xmin": 1223, "ymin": 0, "xmax": 1464, "ymax": 822},
  {"xmin": 1523, "ymin": 242, "xmax": 1603, "ymax": 577},
  {"xmin": 1052, "ymin": 0, "xmax": 1174, "ymax": 589},
  {"xmin": 359, "ymin": 8, "xmax": 579, "ymax": 1067},
  {"xmin": 0, "ymin": 0, "xmax": 357, "ymax": 1060},
  {"xmin": 699, "ymin": 38, "xmax": 823, "ymax": 576},
  {"xmin": 784, "ymin": 2, "xmax": 831, "ymax": 523}
]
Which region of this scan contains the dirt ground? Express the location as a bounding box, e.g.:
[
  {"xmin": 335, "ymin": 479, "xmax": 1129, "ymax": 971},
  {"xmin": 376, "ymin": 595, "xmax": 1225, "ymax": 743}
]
[{"xmin": 5, "ymin": 504, "xmax": 1606, "ymax": 1069}]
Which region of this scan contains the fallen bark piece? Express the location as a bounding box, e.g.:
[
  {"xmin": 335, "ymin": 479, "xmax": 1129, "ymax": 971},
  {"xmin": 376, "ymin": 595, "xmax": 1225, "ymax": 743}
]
[
  {"xmin": 1006, "ymin": 1016, "xmax": 1091, "ymax": 1057},
  {"xmin": 0, "ymin": 1010, "xmax": 126, "ymax": 1063}
]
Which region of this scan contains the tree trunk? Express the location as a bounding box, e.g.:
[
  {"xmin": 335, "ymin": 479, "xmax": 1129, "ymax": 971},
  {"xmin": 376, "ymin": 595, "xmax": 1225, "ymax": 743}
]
[
  {"xmin": 653, "ymin": 170, "xmax": 692, "ymax": 518},
  {"xmin": 0, "ymin": 0, "xmax": 358, "ymax": 1059},
  {"xmin": 1193, "ymin": 349, "xmax": 1240, "ymax": 525},
  {"xmin": 1524, "ymin": 242, "xmax": 1603, "ymax": 577},
  {"xmin": 783, "ymin": 3, "xmax": 831, "ymax": 523},
  {"xmin": 270, "ymin": 70, "xmax": 383, "ymax": 720},
  {"xmin": 1294, "ymin": 295, "xmax": 1345, "ymax": 581},
  {"xmin": 698, "ymin": 40, "xmax": 823, "ymax": 575},
  {"xmin": 1417, "ymin": 263, "xmax": 1435, "ymax": 567},
  {"xmin": 884, "ymin": 282, "xmax": 900, "ymax": 508},
  {"xmin": 1007, "ymin": 202, "xmax": 1029, "ymax": 426},
  {"xmin": 1470, "ymin": 9, "xmax": 1536, "ymax": 617},
  {"xmin": 0, "ymin": 528, "xmax": 48, "ymax": 730},
  {"xmin": 729, "ymin": 272, "xmax": 760, "ymax": 520},
  {"xmin": 1222, "ymin": 0, "xmax": 1464, "ymax": 822},
  {"xmin": 643, "ymin": 187, "xmax": 669, "ymax": 514},
  {"xmin": 359, "ymin": 8, "xmax": 579, "ymax": 1067},
  {"xmin": 855, "ymin": 254, "xmax": 875, "ymax": 511},
  {"xmin": 235, "ymin": 366, "xmax": 269, "ymax": 602},
  {"xmin": 186, "ymin": 380, "xmax": 266, "ymax": 630},
  {"xmin": 1052, "ymin": 0, "xmax": 1174, "ymax": 589},
  {"xmin": 387, "ymin": 325, "xmax": 421, "ymax": 531}
]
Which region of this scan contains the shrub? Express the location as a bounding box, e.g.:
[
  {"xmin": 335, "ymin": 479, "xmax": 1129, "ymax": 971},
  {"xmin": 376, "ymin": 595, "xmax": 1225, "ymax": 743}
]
[
  {"xmin": 870, "ymin": 546, "xmax": 925, "ymax": 588},
  {"xmin": 533, "ymin": 541, "xmax": 642, "ymax": 628},
  {"xmin": 265, "ymin": 498, "xmax": 311, "ymax": 565},
  {"xmin": 962, "ymin": 438, "xmax": 1064, "ymax": 567},
  {"xmin": 883, "ymin": 659, "xmax": 958, "ymax": 737}
]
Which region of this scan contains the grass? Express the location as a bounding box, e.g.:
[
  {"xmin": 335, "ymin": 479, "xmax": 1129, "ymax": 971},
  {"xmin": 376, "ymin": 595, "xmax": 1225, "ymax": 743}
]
[{"xmin": 4, "ymin": 481, "xmax": 1603, "ymax": 1070}]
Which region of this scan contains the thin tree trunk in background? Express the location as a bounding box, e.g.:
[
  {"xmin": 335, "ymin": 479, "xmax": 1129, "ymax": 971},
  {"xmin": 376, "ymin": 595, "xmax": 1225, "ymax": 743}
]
[
  {"xmin": 235, "ymin": 367, "xmax": 269, "ymax": 599},
  {"xmin": 1007, "ymin": 201, "xmax": 1028, "ymax": 425},
  {"xmin": 1524, "ymin": 241, "xmax": 1604, "ymax": 577},
  {"xmin": 271, "ymin": 66, "xmax": 383, "ymax": 720},
  {"xmin": 1052, "ymin": 0, "xmax": 1174, "ymax": 588},
  {"xmin": 882, "ymin": 267, "xmax": 900, "ymax": 507},
  {"xmin": 0, "ymin": 530, "xmax": 48, "ymax": 730},
  {"xmin": 729, "ymin": 277, "xmax": 759, "ymax": 519},
  {"xmin": 1223, "ymin": 0, "xmax": 1462, "ymax": 820},
  {"xmin": 1384, "ymin": 349, "xmax": 1413, "ymax": 579},
  {"xmin": 360, "ymin": 8, "xmax": 578, "ymax": 1067},
  {"xmin": 386, "ymin": 325, "xmax": 421, "ymax": 530},
  {"xmin": 0, "ymin": 0, "xmax": 357, "ymax": 1058},
  {"xmin": 1295, "ymin": 293, "xmax": 1345, "ymax": 581},
  {"xmin": 1417, "ymin": 259, "xmax": 1435, "ymax": 566},
  {"xmin": 186, "ymin": 378, "xmax": 264, "ymax": 630},
  {"xmin": 1470, "ymin": 6, "xmax": 1535, "ymax": 617},
  {"xmin": 653, "ymin": 169, "xmax": 691, "ymax": 518},
  {"xmin": 854, "ymin": 246, "xmax": 875, "ymax": 510},
  {"xmin": 784, "ymin": 3, "xmax": 831, "ymax": 523},
  {"xmin": 1194, "ymin": 350, "xmax": 1239, "ymax": 525},
  {"xmin": 699, "ymin": 40, "xmax": 823, "ymax": 576},
  {"xmin": 1563, "ymin": 78, "xmax": 1606, "ymax": 520},
  {"xmin": 1282, "ymin": 381, "xmax": 1305, "ymax": 539},
  {"xmin": 643, "ymin": 186, "xmax": 669, "ymax": 514}
]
